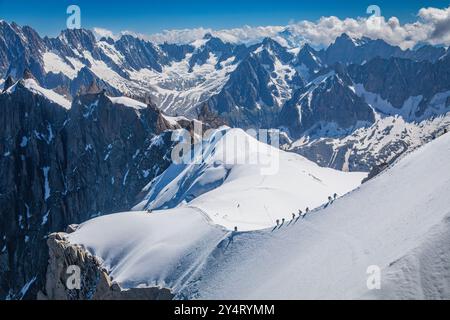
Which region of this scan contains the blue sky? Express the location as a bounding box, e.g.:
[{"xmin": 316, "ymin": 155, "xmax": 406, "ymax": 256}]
[{"xmin": 1, "ymin": 0, "xmax": 449, "ymax": 37}]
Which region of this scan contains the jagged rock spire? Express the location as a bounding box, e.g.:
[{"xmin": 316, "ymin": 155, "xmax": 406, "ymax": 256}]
[
  {"xmin": 2, "ymin": 75, "xmax": 14, "ymax": 92},
  {"xmin": 144, "ymin": 94, "xmax": 152, "ymax": 105},
  {"xmin": 87, "ymin": 80, "xmax": 101, "ymax": 94},
  {"xmin": 196, "ymin": 102, "xmax": 227, "ymax": 128},
  {"xmin": 23, "ymin": 68, "xmax": 38, "ymax": 83}
]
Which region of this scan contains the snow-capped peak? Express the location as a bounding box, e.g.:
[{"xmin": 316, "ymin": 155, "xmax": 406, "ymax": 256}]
[{"xmin": 5, "ymin": 78, "xmax": 71, "ymax": 109}]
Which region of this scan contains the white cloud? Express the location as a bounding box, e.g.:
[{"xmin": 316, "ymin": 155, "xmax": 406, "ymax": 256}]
[
  {"xmin": 93, "ymin": 6, "xmax": 450, "ymax": 50},
  {"xmin": 92, "ymin": 27, "xmax": 117, "ymax": 40}
]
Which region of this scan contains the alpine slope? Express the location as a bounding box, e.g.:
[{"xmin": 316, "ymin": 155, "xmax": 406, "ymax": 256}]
[{"xmin": 67, "ymin": 129, "xmax": 450, "ymax": 299}]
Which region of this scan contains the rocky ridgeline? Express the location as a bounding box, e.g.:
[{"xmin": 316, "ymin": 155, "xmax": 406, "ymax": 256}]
[
  {"xmin": 40, "ymin": 231, "xmax": 173, "ymax": 300},
  {"xmin": 0, "ymin": 78, "xmax": 185, "ymax": 299}
]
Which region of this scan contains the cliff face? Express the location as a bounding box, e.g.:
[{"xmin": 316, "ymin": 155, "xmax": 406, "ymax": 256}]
[
  {"xmin": 40, "ymin": 232, "xmax": 173, "ymax": 300},
  {"xmin": 0, "ymin": 82, "xmax": 178, "ymax": 299}
]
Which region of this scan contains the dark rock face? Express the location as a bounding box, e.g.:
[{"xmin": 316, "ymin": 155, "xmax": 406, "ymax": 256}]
[
  {"xmin": 56, "ymin": 29, "xmax": 98, "ymax": 55},
  {"xmin": 0, "ymin": 83, "xmax": 176, "ymax": 299},
  {"xmin": 114, "ymin": 35, "xmax": 167, "ymax": 72},
  {"xmin": 205, "ymin": 39, "xmax": 304, "ymax": 129},
  {"xmin": 323, "ymin": 34, "xmax": 404, "ymax": 65},
  {"xmin": 294, "ymin": 44, "xmax": 323, "ymax": 77},
  {"xmin": 160, "ymin": 43, "xmax": 194, "ymax": 62},
  {"xmin": 70, "ymin": 67, "xmax": 121, "ymax": 97},
  {"xmin": 206, "ymin": 54, "xmax": 277, "ymax": 128},
  {"xmin": 196, "ymin": 103, "xmax": 228, "ymax": 129},
  {"xmin": 402, "ymin": 45, "xmax": 446, "ymax": 63},
  {"xmin": 259, "ymin": 37, "xmax": 295, "ymax": 64},
  {"xmin": 322, "ymin": 33, "xmax": 445, "ymax": 66},
  {"xmin": 0, "ymin": 21, "xmax": 46, "ymax": 82},
  {"xmin": 349, "ymin": 56, "xmax": 450, "ymax": 118},
  {"xmin": 2, "ymin": 75, "xmax": 14, "ymax": 92},
  {"xmin": 279, "ymin": 67, "xmax": 375, "ymax": 138}
]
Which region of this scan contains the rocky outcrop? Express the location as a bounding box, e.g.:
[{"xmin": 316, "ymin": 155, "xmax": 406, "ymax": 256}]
[
  {"xmin": 279, "ymin": 66, "xmax": 375, "ymax": 138},
  {"xmin": 2, "ymin": 75, "xmax": 14, "ymax": 93},
  {"xmin": 205, "ymin": 39, "xmax": 303, "ymax": 129},
  {"xmin": 322, "ymin": 33, "xmax": 445, "ymax": 66},
  {"xmin": 40, "ymin": 232, "xmax": 173, "ymax": 300},
  {"xmin": 0, "ymin": 82, "xmax": 177, "ymax": 299},
  {"xmin": 70, "ymin": 67, "xmax": 121, "ymax": 97},
  {"xmin": 188, "ymin": 34, "xmax": 248, "ymax": 72},
  {"xmin": 0, "ymin": 21, "xmax": 46, "ymax": 82},
  {"xmin": 348, "ymin": 56, "xmax": 450, "ymax": 119}
]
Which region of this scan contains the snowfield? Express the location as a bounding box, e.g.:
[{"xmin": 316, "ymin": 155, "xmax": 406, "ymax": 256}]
[
  {"xmin": 133, "ymin": 128, "xmax": 366, "ymax": 231},
  {"xmin": 108, "ymin": 96, "xmax": 147, "ymax": 109},
  {"xmin": 6, "ymin": 79, "xmax": 72, "ymax": 109},
  {"xmin": 67, "ymin": 130, "xmax": 450, "ymax": 299},
  {"xmin": 128, "ymin": 53, "xmax": 238, "ymax": 115}
]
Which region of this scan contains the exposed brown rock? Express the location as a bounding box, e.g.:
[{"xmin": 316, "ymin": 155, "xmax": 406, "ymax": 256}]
[{"xmin": 39, "ymin": 233, "xmax": 174, "ymax": 300}]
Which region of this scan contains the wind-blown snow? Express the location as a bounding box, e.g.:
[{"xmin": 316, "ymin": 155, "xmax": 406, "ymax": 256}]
[{"xmin": 177, "ymin": 132, "xmax": 450, "ymax": 300}]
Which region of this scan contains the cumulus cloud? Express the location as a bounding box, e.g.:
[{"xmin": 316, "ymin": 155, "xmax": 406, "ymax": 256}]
[
  {"xmin": 92, "ymin": 27, "xmax": 151, "ymax": 42},
  {"xmin": 92, "ymin": 27, "xmax": 117, "ymax": 40},
  {"xmin": 419, "ymin": 6, "xmax": 450, "ymax": 44},
  {"xmin": 93, "ymin": 5, "xmax": 450, "ymax": 50}
]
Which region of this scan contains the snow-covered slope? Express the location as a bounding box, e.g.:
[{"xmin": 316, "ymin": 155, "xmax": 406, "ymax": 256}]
[
  {"xmin": 128, "ymin": 54, "xmax": 238, "ymax": 115},
  {"xmin": 287, "ymin": 84, "xmax": 450, "ymax": 172},
  {"xmin": 107, "ymin": 96, "xmax": 147, "ymax": 109},
  {"xmin": 133, "ymin": 128, "xmax": 365, "ymax": 231},
  {"xmin": 68, "ymin": 131, "xmax": 450, "ymax": 299},
  {"xmin": 6, "ymin": 79, "xmax": 71, "ymax": 109}
]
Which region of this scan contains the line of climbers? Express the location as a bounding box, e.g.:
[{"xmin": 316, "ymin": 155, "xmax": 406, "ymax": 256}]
[
  {"xmin": 273, "ymin": 193, "xmax": 338, "ymax": 229},
  {"xmin": 233, "ymin": 193, "xmax": 340, "ymax": 232}
]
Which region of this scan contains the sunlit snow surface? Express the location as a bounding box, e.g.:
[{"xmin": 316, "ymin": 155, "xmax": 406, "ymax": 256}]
[
  {"xmin": 133, "ymin": 128, "xmax": 366, "ymax": 231},
  {"xmin": 6, "ymin": 78, "xmax": 71, "ymax": 109},
  {"xmin": 128, "ymin": 54, "xmax": 238, "ymax": 115},
  {"xmin": 69, "ymin": 131, "xmax": 450, "ymax": 299}
]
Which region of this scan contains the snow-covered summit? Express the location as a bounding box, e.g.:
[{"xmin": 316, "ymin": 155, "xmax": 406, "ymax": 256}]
[{"xmin": 133, "ymin": 128, "xmax": 366, "ymax": 231}]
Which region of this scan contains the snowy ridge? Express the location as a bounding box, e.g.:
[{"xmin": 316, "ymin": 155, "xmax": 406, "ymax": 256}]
[
  {"xmin": 133, "ymin": 128, "xmax": 365, "ymax": 231},
  {"xmin": 108, "ymin": 96, "xmax": 147, "ymax": 109},
  {"xmin": 68, "ymin": 131, "xmax": 450, "ymax": 299},
  {"xmin": 5, "ymin": 79, "xmax": 71, "ymax": 109}
]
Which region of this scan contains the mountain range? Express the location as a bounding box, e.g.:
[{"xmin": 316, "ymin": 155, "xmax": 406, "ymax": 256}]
[
  {"xmin": 2, "ymin": 20, "xmax": 450, "ymax": 173},
  {"xmin": 1, "ymin": 19, "xmax": 450, "ymax": 299}
]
